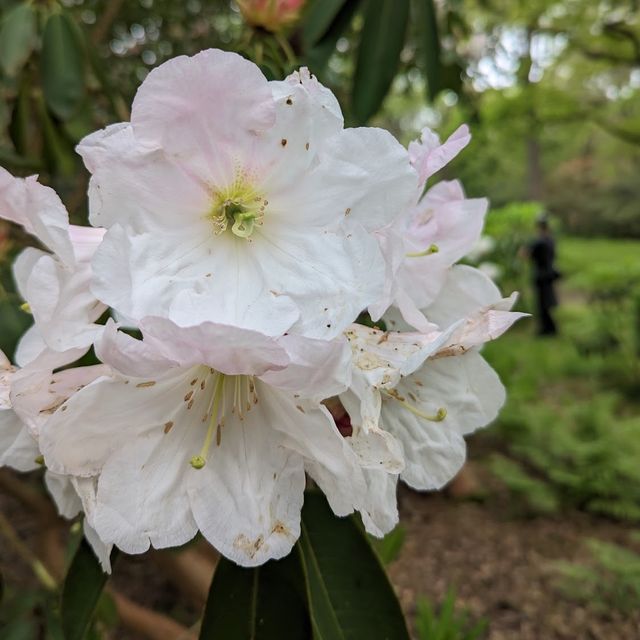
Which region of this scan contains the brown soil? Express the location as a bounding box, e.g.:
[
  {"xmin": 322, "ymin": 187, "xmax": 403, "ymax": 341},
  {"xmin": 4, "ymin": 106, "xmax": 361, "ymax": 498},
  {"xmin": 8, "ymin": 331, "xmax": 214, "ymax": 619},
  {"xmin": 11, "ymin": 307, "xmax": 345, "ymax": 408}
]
[{"xmin": 390, "ymin": 486, "xmax": 640, "ymax": 640}]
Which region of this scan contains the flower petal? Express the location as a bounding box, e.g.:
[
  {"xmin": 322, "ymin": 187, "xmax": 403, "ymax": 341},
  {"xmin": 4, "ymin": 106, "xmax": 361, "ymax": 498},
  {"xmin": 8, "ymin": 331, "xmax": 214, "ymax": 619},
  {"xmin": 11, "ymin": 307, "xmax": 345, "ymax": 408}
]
[
  {"xmin": 188, "ymin": 383, "xmax": 306, "ymax": 566},
  {"xmin": 131, "ymin": 49, "xmax": 275, "ymax": 184},
  {"xmin": 0, "ymin": 409, "xmax": 39, "ymax": 472}
]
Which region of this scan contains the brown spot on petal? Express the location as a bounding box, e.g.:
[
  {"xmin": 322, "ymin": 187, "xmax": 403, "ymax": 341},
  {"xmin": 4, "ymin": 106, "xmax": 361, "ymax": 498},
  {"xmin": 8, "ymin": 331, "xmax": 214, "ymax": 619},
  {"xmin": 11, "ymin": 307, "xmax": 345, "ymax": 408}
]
[
  {"xmin": 281, "ymin": 138, "xmax": 287, "ymax": 147},
  {"xmin": 345, "ymin": 207, "xmax": 351, "ymax": 215},
  {"xmin": 305, "ymin": 142, "xmax": 310, "ymax": 150},
  {"xmin": 272, "ymin": 521, "xmax": 291, "ymax": 536},
  {"xmin": 136, "ymin": 381, "xmax": 156, "ymax": 388},
  {"xmin": 190, "ymin": 379, "xmax": 198, "ymax": 386},
  {"xmin": 187, "ymin": 399, "xmax": 194, "ymax": 410},
  {"xmin": 296, "ymin": 405, "xmax": 305, "ymax": 413},
  {"xmin": 184, "ymin": 390, "xmax": 194, "ymax": 402},
  {"xmin": 200, "ymin": 380, "xmax": 206, "ymax": 390},
  {"xmin": 164, "ymin": 421, "xmax": 174, "ymax": 434},
  {"xmin": 61, "ymin": 405, "xmax": 68, "ymax": 412},
  {"xmin": 286, "ymin": 97, "xmax": 293, "ymax": 105}
]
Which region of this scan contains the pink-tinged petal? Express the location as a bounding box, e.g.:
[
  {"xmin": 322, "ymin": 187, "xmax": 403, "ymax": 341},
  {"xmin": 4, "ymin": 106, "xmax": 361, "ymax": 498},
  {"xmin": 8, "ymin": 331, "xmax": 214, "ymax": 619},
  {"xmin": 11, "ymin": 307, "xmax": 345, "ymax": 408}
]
[
  {"xmin": 188, "ymin": 384, "xmax": 306, "ymax": 566},
  {"xmin": 424, "ymin": 266, "xmax": 527, "ymax": 350},
  {"xmin": 10, "ymin": 364, "xmax": 105, "ymax": 437},
  {"xmin": 95, "ymin": 320, "xmax": 179, "ymax": 378},
  {"xmin": 131, "ymin": 49, "xmax": 275, "ymax": 184},
  {"xmin": 400, "ymin": 181, "xmax": 488, "ymax": 311},
  {"xmin": 14, "ymin": 326, "xmax": 85, "ymax": 369},
  {"xmin": 21, "ymin": 254, "xmax": 106, "ymax": 353},
  {"xmin": 0, "ymin": 409, "xmax": 39, "ymax": 472},
  {"xmin": 80, "ymin": 130, "xmax": 211, "ymax": 233},
  {"xmin": 68, "ymin": 225, "xmax": 106, "ymax": 263},
  {"xmin": 260, "ymin": 334, "xmax": 351, "ymax": 400},
  {"xmin": 408, "ymin": 124, "xmax": 471, "ymax": 187},
  {"xmin": 139, "ymin": 317, "xmax": 290, "ymax": 375},
  {"xmin": 0, "ymin": 168, "xmax": 74, "ymax": 265}
]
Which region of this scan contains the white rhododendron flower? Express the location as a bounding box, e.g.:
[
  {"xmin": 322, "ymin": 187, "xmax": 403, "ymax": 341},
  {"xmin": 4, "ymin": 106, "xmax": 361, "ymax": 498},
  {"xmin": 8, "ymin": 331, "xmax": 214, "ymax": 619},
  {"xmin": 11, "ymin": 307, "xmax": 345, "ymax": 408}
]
[
  {"xmin": 0, "ymin": 168, "xmax": 106, "ymax": 364},
  {"xmin": 0, "ymin": 47, "xmax": 521, "ymax": 570},
  {"xmin": 77, "ymin": 51, "xmax": 417, "ymax": 339},
  {"xmin": 40, "ymin": 319, "xmax": 385, "ymax": 566}
]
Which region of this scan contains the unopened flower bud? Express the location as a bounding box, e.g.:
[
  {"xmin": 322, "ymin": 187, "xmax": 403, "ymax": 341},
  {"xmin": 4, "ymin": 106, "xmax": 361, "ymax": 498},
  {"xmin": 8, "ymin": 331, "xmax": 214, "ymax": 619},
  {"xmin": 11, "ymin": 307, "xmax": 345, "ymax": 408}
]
[{"xmin": 237, "ymin": 0, "xmax": 306, "ymax": 33}]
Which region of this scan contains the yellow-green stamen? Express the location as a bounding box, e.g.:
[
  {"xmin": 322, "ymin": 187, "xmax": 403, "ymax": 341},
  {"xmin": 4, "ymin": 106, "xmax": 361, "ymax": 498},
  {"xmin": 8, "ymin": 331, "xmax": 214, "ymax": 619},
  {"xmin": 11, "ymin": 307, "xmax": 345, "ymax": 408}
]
[
  {"xmin": 383, "ymin": 389, "xmax": 447, "ymax": 422},
  {"xmin": 190, "ymin": 374, "xmax": 226, "ymax": 469},
  {"xmin": 406, "ymin": 244, "xmax": 439, "ymax": 258}
]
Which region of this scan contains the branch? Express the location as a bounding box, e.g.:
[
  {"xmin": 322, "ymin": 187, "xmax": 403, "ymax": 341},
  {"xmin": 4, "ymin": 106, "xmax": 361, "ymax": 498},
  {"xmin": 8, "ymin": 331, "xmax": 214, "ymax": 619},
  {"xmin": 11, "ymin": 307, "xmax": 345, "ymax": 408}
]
[{"xmin": 91, "ymin": 0, "xmax": 126, "ymax": 45}]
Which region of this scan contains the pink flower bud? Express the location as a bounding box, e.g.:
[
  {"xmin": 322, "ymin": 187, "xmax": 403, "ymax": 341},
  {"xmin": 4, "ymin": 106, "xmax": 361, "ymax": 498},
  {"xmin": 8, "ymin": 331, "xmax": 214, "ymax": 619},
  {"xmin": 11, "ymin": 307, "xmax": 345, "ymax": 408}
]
[{"xmin": 237, "ymin": 0, "xmax": 306, "ymax": 33}]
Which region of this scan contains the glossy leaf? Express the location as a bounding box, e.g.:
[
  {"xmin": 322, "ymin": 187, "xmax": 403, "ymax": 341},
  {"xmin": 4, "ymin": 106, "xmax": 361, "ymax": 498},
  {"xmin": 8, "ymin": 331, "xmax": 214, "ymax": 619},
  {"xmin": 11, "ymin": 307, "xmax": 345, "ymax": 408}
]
[
  {"xmin": 298, "ymin": 492, "xmax": 410, "ymax": 640},
  {"xmin": 35, "ymin": 92, "xmax": 76, "ymax": 176},
  {"xmin": 418, "ymin": 0, "xmax": 442, "ymax": 101},
  {"xmin": 41, "ymin": 11, "xmax": 85, "ymax": 120},
  {"xmin": 0, "ymin": 3, "xmax": 37, "ymax": 77},
  {"xmin": 60, "ymin": 538, "xmax": 112, "ymax": 640},
  {"xmin": 302, "ymin": 0, "xmax": 349, "ymax": 47},
  {"xmin": 199, "ymin": 552, "xmax": 310, "ymax": 640},
  {"xmin": 352, "ymin": 0, "xmax": 409, "ymax": 124},
  {"xmin": 305, "ymin": 0, "xmax": 361, "ymax": 75}
]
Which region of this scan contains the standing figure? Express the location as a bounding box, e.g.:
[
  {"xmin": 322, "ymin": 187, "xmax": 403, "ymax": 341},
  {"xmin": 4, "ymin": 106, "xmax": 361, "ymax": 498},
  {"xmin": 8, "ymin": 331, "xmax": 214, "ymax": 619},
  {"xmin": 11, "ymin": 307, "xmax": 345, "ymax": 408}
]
[{"xmin": 526, "ymin": 215, "xmax": 559, "ymax": 336}]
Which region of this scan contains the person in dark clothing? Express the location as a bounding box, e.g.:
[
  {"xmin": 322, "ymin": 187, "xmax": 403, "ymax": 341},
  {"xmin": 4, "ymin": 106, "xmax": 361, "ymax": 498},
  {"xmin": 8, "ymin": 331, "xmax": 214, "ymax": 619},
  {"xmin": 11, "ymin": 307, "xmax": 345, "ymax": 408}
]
[{"xmin": 526, "ymin": 216, "xmax": 560, "ymax": 335}]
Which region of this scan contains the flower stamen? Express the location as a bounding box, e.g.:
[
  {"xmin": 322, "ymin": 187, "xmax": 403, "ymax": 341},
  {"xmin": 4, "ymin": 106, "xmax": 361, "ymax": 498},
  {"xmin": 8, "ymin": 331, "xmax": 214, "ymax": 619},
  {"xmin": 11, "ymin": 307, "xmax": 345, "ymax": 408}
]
[
  {"xmin": 382, "ymin": 388, "xmax": 447, "ymax": 422},
  {"xmin": 406, "ymin": 244, "xmax": 439, "ymax": 258}
]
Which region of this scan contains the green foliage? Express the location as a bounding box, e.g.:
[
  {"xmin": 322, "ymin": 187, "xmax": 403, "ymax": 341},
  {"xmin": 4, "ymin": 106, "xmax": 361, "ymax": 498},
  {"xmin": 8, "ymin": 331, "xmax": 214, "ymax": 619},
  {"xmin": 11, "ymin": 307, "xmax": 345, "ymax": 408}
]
[
  {"xmin": 61, "ymin": 538, "xmax": 113, "ymax": 640},
  {"xmin": 415, "ymin": 589, "xmax": 488, "ymax": 640},
  {"xmin": 0, "ymin": 3, "xmax": 36, "ymax": 78},
  {"xmin": 352, "ymin": 0, "xmax": 410, "ymax": 124},
  {"xmin": 370, "ymin": 525, "xmax": 406, "ymax": 566},
  {"xmin": 551, "ymin": 539, "xmax": 640, "ymax": 614},
  {"xmin": 199, "ymin": 552, "xmax": 310, "ymax": 639},
  {"xmin": 41, "ymin": 11, "xmax": 86, "ymax": 121},
  {"xmin": 485, "ymin": 334, "xmax": 640, "ymax": 522}
]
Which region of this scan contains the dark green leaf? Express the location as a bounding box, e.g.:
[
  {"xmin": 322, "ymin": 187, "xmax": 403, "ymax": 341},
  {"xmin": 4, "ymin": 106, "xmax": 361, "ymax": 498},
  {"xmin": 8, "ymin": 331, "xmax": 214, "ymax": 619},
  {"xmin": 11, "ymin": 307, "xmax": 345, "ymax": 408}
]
[
  {"xmin": 0, "ymin": 3, "xmax": 37, "ymax": 77},
  {"xmin": 9, "ymin": 80, "xmax": 31, "ymax": 156},
  {"xmin": 41, "ymin": 11, "xmax": 85, "ymax": 120},
  {"xmin": 298, "ymin": 492, "xmax": 410, "ymax": 640},
  {"xmin": 302, "ymin": 0, "xmax": 349, "ymax": 47},
  {"xmin": 60, "ymin": 538, "xmax": 112, "ymax": 640},
  {"xmin": 199, "ymin": 552, "xmax": 310, "ymax": 640},
  {"xmin": 305, "ymin": 0, "xmax": 361, "ymax": 75},
  {"xmin": 352, "ymin": 0, "xmax": 409, "ymax": 124},
  {"xmin": 370, "ymin": 525, "xmax": 406, "ymax": 566},
  {"xmin": 418, "ymin": 0, "xmax": 442, "ymax": 101},
  {"xmin": 35, "ymin": 92, "xmax": 76, "ymax": 176}
]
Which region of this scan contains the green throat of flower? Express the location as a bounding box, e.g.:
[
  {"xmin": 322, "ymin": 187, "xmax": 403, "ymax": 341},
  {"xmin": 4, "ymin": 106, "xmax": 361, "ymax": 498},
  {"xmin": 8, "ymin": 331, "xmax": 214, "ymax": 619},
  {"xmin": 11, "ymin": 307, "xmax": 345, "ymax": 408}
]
[{"xmin": 208, "ymin": 181, "xmax": 267, "ymax": 239}]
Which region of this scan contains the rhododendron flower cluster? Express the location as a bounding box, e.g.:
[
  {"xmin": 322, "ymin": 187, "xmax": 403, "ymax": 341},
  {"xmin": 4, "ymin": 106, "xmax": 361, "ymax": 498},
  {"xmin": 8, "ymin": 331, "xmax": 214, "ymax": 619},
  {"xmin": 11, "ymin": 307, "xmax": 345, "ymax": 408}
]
[{"xmin": 0, "ymin": 49, "xmax": 524, "ymax": 568}]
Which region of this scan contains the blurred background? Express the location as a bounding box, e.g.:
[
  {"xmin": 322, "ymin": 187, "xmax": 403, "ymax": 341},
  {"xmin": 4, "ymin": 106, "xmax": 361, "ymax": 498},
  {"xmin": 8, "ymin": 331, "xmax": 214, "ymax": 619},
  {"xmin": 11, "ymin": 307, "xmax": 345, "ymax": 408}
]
[{"xmin": 0, "ymin": 0, "xmax": 639, "ymax": 638}]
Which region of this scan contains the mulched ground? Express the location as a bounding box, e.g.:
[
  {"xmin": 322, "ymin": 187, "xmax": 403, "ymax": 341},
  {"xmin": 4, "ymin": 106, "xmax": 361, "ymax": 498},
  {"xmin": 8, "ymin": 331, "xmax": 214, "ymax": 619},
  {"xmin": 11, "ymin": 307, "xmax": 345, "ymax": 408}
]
[{"xmin": 390, "ymin": 486, "xmax": 640, "ymax": 640}]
